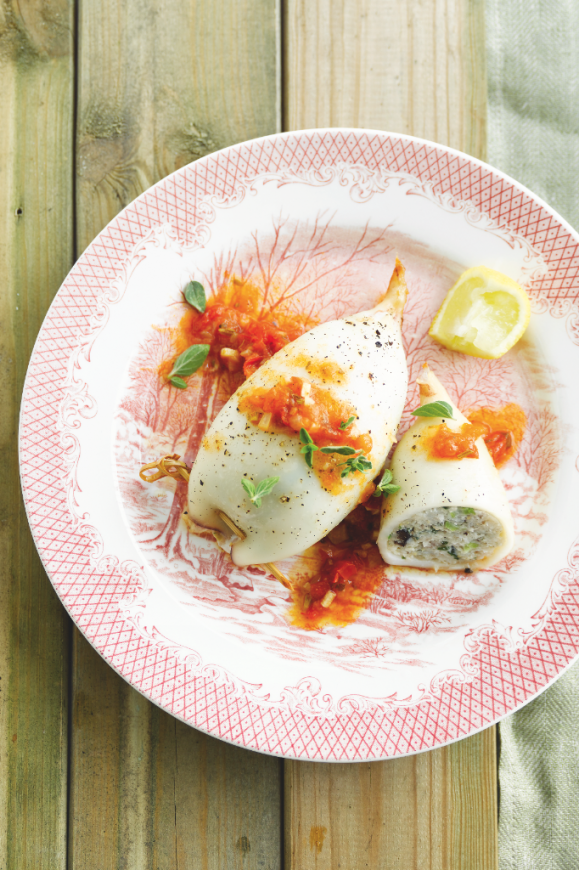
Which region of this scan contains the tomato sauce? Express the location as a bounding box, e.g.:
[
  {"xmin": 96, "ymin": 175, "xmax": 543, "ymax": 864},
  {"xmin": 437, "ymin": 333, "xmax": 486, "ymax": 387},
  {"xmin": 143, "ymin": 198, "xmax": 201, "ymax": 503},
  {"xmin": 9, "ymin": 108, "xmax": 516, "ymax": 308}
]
[
  {"xmin": 427, "ymin": 421, "xmax": 489, "ymax": 460},
  {"xmin": 158, "ymin": 275, "xmax": 317, "ymax": 383},
  {"xmin": 467, "ymin": 404, "xmax": 526, "ymax": 466},
  {"xmin": 287, "ymin": 503, "xmax": 384, "ymax": 630},
  {"xmin": 423, "ymin": 403, "xmax": 526, "ymax": 464},
  {"xmin": 240, "ymin": 376, "xmax": 373, "ymax": 491}
]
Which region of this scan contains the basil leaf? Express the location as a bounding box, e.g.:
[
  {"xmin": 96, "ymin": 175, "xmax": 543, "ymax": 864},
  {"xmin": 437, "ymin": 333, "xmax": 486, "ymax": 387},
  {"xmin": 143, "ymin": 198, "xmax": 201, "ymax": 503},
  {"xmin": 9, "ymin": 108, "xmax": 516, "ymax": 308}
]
[
  {"xmin": 253, "ymin": 476, "xmax": 279, "ymax": 501},
  {"xmin": 380, "ymin": 484, "xmax": 400, "ymax": 495},
  {"xmin": 373, "ymin": 468, "xmax": 400, "ymax": 496},
  {"xmin": 242, "ymin": 476, "xmax": 279, "ymax": 507},
  {"xmin": 241, "ymin": 478, "xmax": 256, "ymax": 500},
  {"xmin": 356, "ymin": 456, "xmax": 373, "ymax": 471},
  {"xmin": 169, "ymin": 376, "xmax": 188, "ymax": 389},
  {"xmin": 169, "ymin": 344, "xmax": 210, "ymax": 378},
  {"xmin": 340, "ymin": 454, "xmax": 373, "ymax": 477},
  {"xmin": 339, "ymin": 416, "xmax": 356, "ymax": 430},
  {"xmin": 319, "ymin": 445, "xmax": 357, "ymax": 455},
  {"xmin": 183, "ymin": 280, "xmax": 206, "ymax": 313},
  {"xmin": 299, "ymin": 428, "xmax": 318, "ymax": 469},
  {"xmin": 411, "ymin": 400, "xmax": 454, "ymax": 419}
]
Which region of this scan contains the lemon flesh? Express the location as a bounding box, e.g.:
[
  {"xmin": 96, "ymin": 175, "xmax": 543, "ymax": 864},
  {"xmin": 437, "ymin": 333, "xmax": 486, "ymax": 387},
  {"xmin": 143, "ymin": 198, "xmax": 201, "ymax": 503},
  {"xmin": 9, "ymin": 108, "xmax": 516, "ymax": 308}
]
[{"xmin": 428, "ymin": 266, "xmax": 531, "ymax": 359}]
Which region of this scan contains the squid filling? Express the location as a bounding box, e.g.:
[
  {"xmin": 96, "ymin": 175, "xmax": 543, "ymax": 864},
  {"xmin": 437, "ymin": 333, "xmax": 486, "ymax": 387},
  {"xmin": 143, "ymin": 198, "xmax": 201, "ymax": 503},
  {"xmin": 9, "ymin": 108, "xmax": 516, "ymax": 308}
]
[{"xmin": 387, "ymin": 506, "xmax": 503, "ymax": 566}]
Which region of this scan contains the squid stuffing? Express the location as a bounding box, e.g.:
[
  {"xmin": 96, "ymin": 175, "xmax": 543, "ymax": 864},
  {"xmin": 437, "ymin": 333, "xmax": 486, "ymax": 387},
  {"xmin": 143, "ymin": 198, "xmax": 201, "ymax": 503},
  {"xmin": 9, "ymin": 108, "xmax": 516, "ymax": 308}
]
[
  {"xmin": 377, "ymin": 365, "xmax": 515, "ymax": 571},
  {"xmin": 188, "ymin": 260, "xmax": 410, "ymax": 567}
]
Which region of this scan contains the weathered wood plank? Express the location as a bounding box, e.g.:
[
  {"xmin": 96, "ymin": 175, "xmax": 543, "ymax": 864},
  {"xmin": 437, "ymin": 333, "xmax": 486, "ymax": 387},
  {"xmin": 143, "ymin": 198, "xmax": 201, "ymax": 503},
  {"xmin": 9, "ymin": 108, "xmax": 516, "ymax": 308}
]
[
  {"xmin": 76, "ymin": 0, "xmax": 281, "ymax": 252},
  {"xmin": 173, "ymin": 720, "xmax": 282, "ymax": 869},
  {"xmin": 70, "ymin": 636, "xmax": 283, "ymax": 870},
  {"xmin": 70, "ymin": 1, "xmax": 282, "ymax": 867},
  {"xmin": 283, "ymin": 2, "xmax": 495, "ymax": 868},
  {"xmin": 0, "ymin": 1, "xmax": 74, "ymax": 867},
  {"xmin": 284, "ymin": 0, "xmax": 486, "ymax": 161},
  {"xmin": 285, "ymin": 729, "xmax": 497, "ymax": 870}
]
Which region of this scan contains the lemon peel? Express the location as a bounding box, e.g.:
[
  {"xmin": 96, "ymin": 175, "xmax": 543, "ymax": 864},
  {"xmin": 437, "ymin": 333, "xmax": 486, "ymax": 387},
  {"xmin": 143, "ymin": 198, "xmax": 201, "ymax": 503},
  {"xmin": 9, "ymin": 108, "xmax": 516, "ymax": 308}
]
[{"xmin": 428, "ymin": 266, "xmax": 531, "ymax": 359}]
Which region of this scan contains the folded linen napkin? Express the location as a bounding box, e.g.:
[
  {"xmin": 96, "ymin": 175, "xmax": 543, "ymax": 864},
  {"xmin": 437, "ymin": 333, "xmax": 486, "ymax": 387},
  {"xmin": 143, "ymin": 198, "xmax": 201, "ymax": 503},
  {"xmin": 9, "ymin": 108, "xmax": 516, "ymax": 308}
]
[{"xmin": 486, "ymin": 1, "xmax": 579, "ymax": 867}]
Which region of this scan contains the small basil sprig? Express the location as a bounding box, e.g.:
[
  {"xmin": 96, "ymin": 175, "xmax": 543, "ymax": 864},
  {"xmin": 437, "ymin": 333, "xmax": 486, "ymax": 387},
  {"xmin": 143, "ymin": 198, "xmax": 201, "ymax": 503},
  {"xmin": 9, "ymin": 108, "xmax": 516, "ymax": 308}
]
[
  {"xmin": 241, "ymin": 476, "xmax": 279, "ymax": 507},
  {"xmin": 168, "ymin": 344, "xmax": 210, "ymax": 389},
  {"xmin": 183, "ymin": 280, "xmax": 206, "ymax": 313},
  {"xmin": 411, "ymin": 400, "xmax": 454, "ymax": 419},
  {"xmin": 299, "ymin": 428, "xmax": 318, "ymax": 468},
  {"xmin": 373, "ymin": 469, "xmax": 401, "ymax": 497},
  {"xmin": 339, "ymin": 453, "xmax": 373, "ymax": 478},
  {"xmin": 339, "ymin": 416, "xmax": 356, "ymax": 430},
  {"xmin": 299, "ymin": 429, "xmax": 368, "ymax": 474}
]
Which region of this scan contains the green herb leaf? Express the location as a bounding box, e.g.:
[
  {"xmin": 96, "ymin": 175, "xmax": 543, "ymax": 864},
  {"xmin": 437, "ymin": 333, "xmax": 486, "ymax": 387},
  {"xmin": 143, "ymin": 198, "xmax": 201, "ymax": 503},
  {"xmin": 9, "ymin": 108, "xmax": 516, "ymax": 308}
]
[
  {"xmin": 444, "ymin": 521, "xmax": 459, "ymax": 531},
  {"xmin": 183, "ymin": 280, "xmax": 206, "ymax": 313},
  {"xmin": 169, "ymin": 376, "xmax": 188, "ymax": 389},
  {"xmin": 339, "ymin": 453, "xmax": 373, "ymax": 478},
  {"xmin": 460, "ymin": 507, "xmax": 475, "ymax": 515},
  {"xmin": 463, "ymin": 541, "xmax": 480, "ymax": 552},
  {"xmin": 411, "ymin": 400, "xmax": 454, "ymax": 419},
  {"xmin": 241, "ymin": 478, "xmax": 256, "ymax": 501},
  {"xmin": 373, "ymin": 468, "xmax": 401, "ymax": 497},
  {"xmin": 299, "ymin": 428, "xmax": 319, "ymax": 468},
  {"xmin": 241, "ymin": 475, "xmax": 280, "ymax": 508},
  {"xmin": 169, "ymin": 344, "xmax": 210, "ymax": 380},
  {"xmin": 437, "ymin": 541, "xmax": 460, "ymax": 559},
  {"xmin": 339, "ymin": 416, "xmax": 356, "ymax": 430},
  {"xmin": 319, "ymin": 445, "xmax": 357, "ymax": 456}
]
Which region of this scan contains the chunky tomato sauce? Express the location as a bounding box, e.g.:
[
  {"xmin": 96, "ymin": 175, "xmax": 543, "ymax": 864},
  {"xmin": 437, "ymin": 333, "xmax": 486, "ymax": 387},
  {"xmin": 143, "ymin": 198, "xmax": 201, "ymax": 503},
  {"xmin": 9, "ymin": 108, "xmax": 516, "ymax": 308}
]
[
  {"xmin": 467, "ymin": 404, "xmax": 526, "ymax": 466},
  {"xmin": 287, "ymin": 503, "xmax": 384, "ymax": 630},
  {"xmin": 240, "ymin": 376, "xmax": 373, "ymax": 491},
  {"xmin": 428, "ymin": 421, "xmax": 489, "ymax": 460},
  {"xmin": 158, "ymin": 275, "xmax": 317, "ymax": 383},
  {"xmin": 423, "ymin": 403, "xmax": 526, "ymax": 464}
]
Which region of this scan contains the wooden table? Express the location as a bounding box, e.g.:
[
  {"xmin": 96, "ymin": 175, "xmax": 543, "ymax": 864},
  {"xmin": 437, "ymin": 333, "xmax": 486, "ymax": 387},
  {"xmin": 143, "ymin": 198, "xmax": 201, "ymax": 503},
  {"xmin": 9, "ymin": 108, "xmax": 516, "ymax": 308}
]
[{"xmin": 1, "ymin": 1, "xmax": 497, "ymax": 866}]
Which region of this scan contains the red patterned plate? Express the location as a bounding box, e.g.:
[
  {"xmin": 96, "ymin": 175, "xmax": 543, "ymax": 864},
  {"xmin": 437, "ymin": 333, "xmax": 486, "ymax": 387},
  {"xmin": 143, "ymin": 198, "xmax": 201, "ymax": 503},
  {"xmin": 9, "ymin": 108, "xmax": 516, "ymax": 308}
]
[{"xmin": 20, "ymin": 130, "xmax": 579, "ymax": 760}]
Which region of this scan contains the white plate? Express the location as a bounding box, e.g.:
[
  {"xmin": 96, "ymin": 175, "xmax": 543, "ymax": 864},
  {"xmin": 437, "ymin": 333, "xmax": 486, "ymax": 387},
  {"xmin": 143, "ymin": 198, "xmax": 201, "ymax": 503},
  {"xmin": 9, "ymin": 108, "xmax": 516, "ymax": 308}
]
[{"xmin": 20, "ymin": 130, "xmax": 579, "ymax": 760}]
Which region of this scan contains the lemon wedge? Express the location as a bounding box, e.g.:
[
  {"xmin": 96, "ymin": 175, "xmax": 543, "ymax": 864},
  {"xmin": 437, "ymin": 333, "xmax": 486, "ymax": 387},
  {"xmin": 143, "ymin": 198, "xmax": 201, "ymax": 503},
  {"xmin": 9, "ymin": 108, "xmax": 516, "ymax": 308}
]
[{"xmin": 428, "ymin": 266, "xmax": 531, "ymax": 359}]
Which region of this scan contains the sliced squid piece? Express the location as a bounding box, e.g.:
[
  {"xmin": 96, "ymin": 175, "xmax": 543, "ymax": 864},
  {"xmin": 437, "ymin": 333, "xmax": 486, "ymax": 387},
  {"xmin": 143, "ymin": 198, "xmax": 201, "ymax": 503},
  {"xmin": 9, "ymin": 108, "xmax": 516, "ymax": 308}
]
[
  {"xmin": 188, "ymin": 260, "xmax": 409, "ymax": 567},
  {"xmin": 377, "ymin": 365, "xmax": 514, "ymax": 571}
]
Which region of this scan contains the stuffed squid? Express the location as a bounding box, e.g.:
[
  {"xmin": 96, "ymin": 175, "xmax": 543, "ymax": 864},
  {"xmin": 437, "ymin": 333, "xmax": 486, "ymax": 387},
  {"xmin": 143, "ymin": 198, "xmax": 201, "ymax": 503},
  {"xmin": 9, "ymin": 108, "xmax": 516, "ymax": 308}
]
[
  {"xmin": 188, "ymin": 260, "xmax": 409, "ymax": 567},
  {"xmin": 377, "ymin": 365, "xmax": 514, "ymax": 571}
]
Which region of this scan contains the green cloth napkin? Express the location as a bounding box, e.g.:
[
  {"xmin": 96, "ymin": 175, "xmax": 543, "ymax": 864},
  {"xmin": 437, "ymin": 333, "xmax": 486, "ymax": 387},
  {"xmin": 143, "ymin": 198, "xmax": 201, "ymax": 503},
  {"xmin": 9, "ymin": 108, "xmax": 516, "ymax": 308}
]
[{"xmin": 486, "ymin": 1, "xmax": 579, "ymax": 866}]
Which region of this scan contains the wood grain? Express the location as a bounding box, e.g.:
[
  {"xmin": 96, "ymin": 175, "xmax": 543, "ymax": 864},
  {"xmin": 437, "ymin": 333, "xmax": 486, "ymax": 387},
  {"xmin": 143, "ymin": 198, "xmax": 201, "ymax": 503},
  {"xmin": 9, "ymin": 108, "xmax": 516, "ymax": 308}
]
[
  {"xmin": 70, "ymin": 636, "xmax": 283, "ymax": 869},
  {"xmin": 70, "ymin": 1, "xmax": 282, "ymax": 867},
  {"xmin": 0, "ymin": 1, "xmax": 74, "ymax": 867},
  {"xmin": 283, "ymin": 1, "xmax": 495, "ymax": 868},
  {"xmin": 285, "ymin": 728, "xmax": 497, "ymax": 870},
  {"xmin": 284, "ymin": 0, "xmax": 487, "ymax": 160},
  {"xmin": 76, "ymin": 0, "xmax": 280, "ymax": 252}
]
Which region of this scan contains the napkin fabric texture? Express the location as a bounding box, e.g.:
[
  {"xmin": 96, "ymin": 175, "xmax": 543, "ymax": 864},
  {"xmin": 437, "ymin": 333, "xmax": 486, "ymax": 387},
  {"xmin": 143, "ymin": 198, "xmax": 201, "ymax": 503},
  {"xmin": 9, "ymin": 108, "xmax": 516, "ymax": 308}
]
[{"xmin": 486, "ymin": 1, "xmax": 579, "ymax": 867}]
